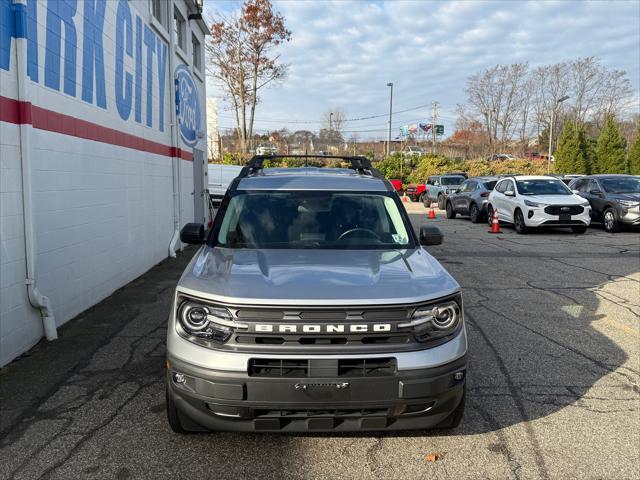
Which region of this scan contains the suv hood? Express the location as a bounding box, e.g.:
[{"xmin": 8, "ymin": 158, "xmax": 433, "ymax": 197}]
[
  {"xmin": 608, "ymin": 193, "xmax": 640, "ymax": 202},
  {"xmin": 178, "ymin": 247, "xmax": 460, "ymax": 306},
  {"xmin": 523, "ymin": 194, "xmax": 585, "ymax": 205}
]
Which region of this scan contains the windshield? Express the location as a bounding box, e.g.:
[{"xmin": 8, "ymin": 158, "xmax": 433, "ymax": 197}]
[
  {"xmin": 516, "ymin": 179, "xmax": 572, "ymax": 195},
  {"xmin": 441, "ymin": 176, "xmax": 465, "ymax": 185},
  {"xmin": 215, "ymin": 191, "xmax": 412, "ymax": 249},
  {"xmin": 600, "ymin": 177, "xmax": 640, "ymax": 194}
]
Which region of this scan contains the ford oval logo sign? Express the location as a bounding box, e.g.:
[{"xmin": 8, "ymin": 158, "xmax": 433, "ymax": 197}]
[{"xmin": 175, "ymin": 65, "xmax": 202, "ymax": 148}]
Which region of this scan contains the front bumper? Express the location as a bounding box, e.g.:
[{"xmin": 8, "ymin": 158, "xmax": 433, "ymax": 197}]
[
  {"xmin": 524, "ymin": 206, "xmax": 591, "ymax": 228},
  {"xmin": 618, "ymin": 205, "xmax": 640, "ymax": 226},
  {"xmin": 167, "ymin": 353, "xmax": 466, "ymax": 432}
]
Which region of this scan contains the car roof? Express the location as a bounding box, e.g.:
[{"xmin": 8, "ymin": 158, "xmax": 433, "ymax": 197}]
[
  {"xmin": 500, "ymin": 175, "xmax": 559, "ymax": 181},
  {"xmin": 470, "ymin": 176, "xmax": 499, "ymax": 182},
  {"xmin": 237, "ymin": 167, "xmax": 389, "ymax": 191},
  {"xmin": 587, "ymin": 174, "xmax": 635, "ymax": 178}
]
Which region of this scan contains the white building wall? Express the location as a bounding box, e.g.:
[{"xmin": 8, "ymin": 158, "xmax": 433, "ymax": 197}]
[{"xmin": 0, "ymin": 0, "xmax": 209, "ymax": 366}]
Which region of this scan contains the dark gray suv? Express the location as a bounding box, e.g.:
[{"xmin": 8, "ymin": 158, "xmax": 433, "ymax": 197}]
[
  {"xmin": 445, "ymin": 177, "xmax": 499, "ymax": 223},
  {"xmin": 569, "ymin": 175, "xmax": 640, "ymax": 232}
]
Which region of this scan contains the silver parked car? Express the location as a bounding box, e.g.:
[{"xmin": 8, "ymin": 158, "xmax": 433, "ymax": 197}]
[{"xmin": 167, "ymin": 155, "xmax": 467, "ymax": 433}]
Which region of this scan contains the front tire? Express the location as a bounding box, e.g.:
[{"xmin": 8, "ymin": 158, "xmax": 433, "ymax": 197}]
[
  {"xmin": 445, "ymin": 201, "xmax": 456, "ymax": 219},
  {"xmin": 603, "ymin": 208, "xmax": 620, "ymax": 233},
  {"xmin": 571, "ymin": 225, "xmax": 587, "ymax": 234},
  {"xmin": 514, "ymin": 209, "xmax": 528, "ymax": 234},
  {"xmin": 437, "ymin": 194, "xmax": 446, "ymax": 210},
  {"xmin": 469, "ymin": 203, "xmax": 481, "ymax": 223}
]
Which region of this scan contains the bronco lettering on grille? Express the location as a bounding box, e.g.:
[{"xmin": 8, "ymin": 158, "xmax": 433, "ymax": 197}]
[{"xmin": 252, "ymin": 324, "xmax": 393, "ymax": 334}]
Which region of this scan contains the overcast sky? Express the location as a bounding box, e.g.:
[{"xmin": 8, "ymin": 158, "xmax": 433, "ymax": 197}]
[{"xmin": 204, "ymin": 0, "xmax": 640, "ymax": 139}]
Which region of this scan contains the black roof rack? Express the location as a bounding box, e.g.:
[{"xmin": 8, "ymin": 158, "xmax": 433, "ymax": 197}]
[{"xmin": 238, "ymin": 154, "xmax": 386, "ymax": 180}]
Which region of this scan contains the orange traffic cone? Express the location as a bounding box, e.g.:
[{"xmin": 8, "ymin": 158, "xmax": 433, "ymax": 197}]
[
  {"xmin": 428, "ymin": 203, "xmax": 437, "ymax": 219},
  {"xmin": 488, "ymin": 208, "xmax": 502, "ymax": 233},
  {"xmin": 402, "ymin": 195, "xmax": 408, "ymax": 203}
]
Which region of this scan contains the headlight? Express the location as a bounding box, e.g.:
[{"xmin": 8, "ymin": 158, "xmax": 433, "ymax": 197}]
[
  {"xmin": 580, "ymin": 200, "xmax": 590, "ymax": 207},
  {"xmin": 524, "ymin": 200, "xmax": 547, "ymax": 207},
  {"xmin": 399, "ymin": 299, "xmax": 462, "ymax": 342},
  {"xmin": 618, "ymin": 200, "xmax": 640, "ymax": 207},
  {"xmin": 177, "ymin": 299, "xmax": 246, "ymax": 343}
]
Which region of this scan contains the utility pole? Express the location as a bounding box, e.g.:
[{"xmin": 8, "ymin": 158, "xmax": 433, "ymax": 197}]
[
  {"xmin": 387, "ymin": 82, "xmax": 393, "ymax": 156},
  {"xmin": 548, "ymin": 95, "xmax": 570, "ymax": 174},
  {"xmin": 329, "ymin": 112, "xmax": 333, "ymax": 152},
  {"xmin": 431, "ymin": 102, "xmax": 439, "ymax": 154}
]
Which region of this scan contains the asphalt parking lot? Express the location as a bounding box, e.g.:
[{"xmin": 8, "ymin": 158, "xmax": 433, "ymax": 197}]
[{"xmin": 1, "ymin": 203, "xmax": 638, "ymax": 480}]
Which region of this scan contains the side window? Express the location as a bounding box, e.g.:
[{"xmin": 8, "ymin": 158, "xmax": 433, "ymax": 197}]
[
  {"xmin": 506, "ymin": 180, "xmax": 515, "ymax": 193},
  {"xmin": 572, "ymin": 179, "xmax": 584, "ymax": 192},
  {"xmin": 467, "ymin": 181, "xmax": 477, "ymax": 192},
  {"xmin": 587, "ymin": 179, "xmax": 599, "ymax": 192},
  {"xmin": 495, "ymin": 180, "xmax": 506, "ymax": 193}
]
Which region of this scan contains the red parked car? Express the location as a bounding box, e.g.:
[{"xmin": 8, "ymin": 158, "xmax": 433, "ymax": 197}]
[
  {"xmin": 405, "ymin": 183, "xmax": 426, "ymax": 202},
  {"xmin": 389, "ymin": 179, "xmax": 403, "ymax": 193}
]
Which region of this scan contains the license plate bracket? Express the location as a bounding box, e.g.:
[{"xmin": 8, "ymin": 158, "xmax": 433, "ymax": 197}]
[{"xmin": 559, "ymin": 214, "xmax": 571, "ymax": 222}]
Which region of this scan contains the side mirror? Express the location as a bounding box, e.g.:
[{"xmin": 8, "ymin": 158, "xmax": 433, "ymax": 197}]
[
  {"xmin": 419, "ymin": 225, "xmax": 443, "ymax": 246},
  {"xmin": 180, "ymin": 223, "xmax": 205, "ymax": 244},
  {"xmin": 504, "ymin": 190, "xmax": 515, "ymax": 197},
  {"xmin": 589, "ymin": 189, "xmax": 603, "ymax": 196}
]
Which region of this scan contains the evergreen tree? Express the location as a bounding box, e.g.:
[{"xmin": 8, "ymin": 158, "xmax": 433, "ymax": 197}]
[
  {"xmin": 554, "ymin": 121, "xmax": 588, "ymax": 174},
  {"xmin": 596, "ymin": 115, "xmax": 627, "ymax": 174},
  {"xmin": 629, "ymin": 127, "xmax": 640, "ymax": 175}
]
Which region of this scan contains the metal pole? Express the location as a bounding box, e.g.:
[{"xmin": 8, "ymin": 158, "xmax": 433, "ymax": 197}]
[
  {"xmin": 329, "ymin": 112, "xmax": 333, "ymax": 151},
  {"xmin": 548, "ymin": 96, "xmax": 569, "ymax": 174},
  {"xmin": 387, "ymin": 82, "xmax": 393, "ymax": 156},
  {"xmin": 547, "ymin": 108, "xmax": 554, "ymax": 174},
  {"xmin": 431, "ymin": 102, "xmax": 437, "ymax": 154}
]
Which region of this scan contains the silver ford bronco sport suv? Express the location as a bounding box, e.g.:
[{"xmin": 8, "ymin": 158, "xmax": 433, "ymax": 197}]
[{"xmin": 166, "ymin": 155, "xmax": 467, "ymax": 432}]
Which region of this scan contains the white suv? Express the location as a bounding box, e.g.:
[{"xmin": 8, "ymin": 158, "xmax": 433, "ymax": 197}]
[{"xmin": 487, "ymin": 176, "xmax": 591, "ymax": 234}]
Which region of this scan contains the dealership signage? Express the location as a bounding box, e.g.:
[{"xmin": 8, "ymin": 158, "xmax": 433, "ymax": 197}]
[
  {"xmin": 1, "ymin": 0, "xmax": 170, "ymax": 133},
  {"xmin": 174, "ymin": 64, "xmax": 202, "ymax": 148}
]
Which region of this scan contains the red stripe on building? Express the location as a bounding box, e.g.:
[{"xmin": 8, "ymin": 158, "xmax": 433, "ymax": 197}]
[{"xmin": 1, "ymin": 95, "xmax": 193, "ymax": 161}]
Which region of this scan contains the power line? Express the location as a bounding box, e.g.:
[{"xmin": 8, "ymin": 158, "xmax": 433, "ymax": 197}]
[{"xmin": 216, "ymin": 102, "xmax": 435, "ymax": 125}]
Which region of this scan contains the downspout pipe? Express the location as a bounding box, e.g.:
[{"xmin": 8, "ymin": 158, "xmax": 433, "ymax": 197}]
[
  {"xmin": 13, "ymin": 0, "xmax": 57, "ymax": 340},
  {"xmin": 167, "ymin": 0, "xmax": 181, "ymax": 258}
]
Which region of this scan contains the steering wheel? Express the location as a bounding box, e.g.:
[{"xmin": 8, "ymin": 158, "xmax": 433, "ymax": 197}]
[{"xmin": 337, "ymin": 228, "xmax": 380, "ymax": 241}]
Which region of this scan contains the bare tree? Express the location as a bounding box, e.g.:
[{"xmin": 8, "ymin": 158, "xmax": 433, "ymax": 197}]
[
  {"xmin": 532, "ymin": 62, "xmax": 571, "ymax": 150},
  {"xmin": 320, "ymin": 108, "xmax": 347, "ymax": 149},
  {"xmin": 322, "ymin": 108, "xmax": 347, "ymax": 136},
  {"xmin": 207, "ymin": 0, "xmax": 291, "ymax": 153},
  {"xmin": 465, "ymin": 63, "xmax": 529, "ymax": 151}
]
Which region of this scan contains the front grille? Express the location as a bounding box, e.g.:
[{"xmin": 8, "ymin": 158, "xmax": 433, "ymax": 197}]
[
  {"xmin": 249, "ymin": 359, "xmax": 309, "ymax": 377},
  {"xmin": 337, "ymin": 358, "xmax": 396, "ymax": 376},
  {"xmin": 235, "ymin": 307, "xmax": 409, "ymax": 322},
  {"xmin": 248, "ymin": 358, "xmax": 397, "ymax": 377},
  {"xmin": 254, "ymin": 407, "xmax": 390, "ymax": 418},
  {"xmin": 544, "ymin": 205, "xmax": 584, "ymax": 215},
  {"xmin": 228, "ymin": 305, "xmax": 415, "ymax": 353}
]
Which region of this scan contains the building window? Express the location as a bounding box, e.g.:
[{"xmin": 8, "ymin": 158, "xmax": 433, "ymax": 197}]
[
  {"xmin": 192, "ymin": 34, "xmax": 202, "ymax": 71},
  {"xmin": 151, "ymin": 0, "xmax": 167, "ymax": 29},
  {"xmin": 174, "ymin": 7, "xmax": 186, "ymax": 51}
]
